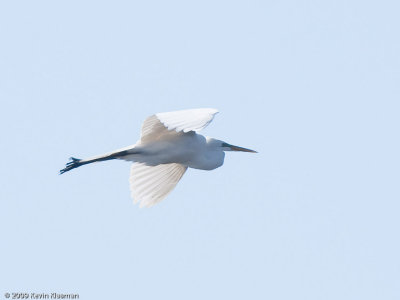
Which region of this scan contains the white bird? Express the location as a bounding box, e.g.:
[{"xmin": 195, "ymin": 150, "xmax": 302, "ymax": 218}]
[{"xmin": 60, "ymin": 108, "xmax": 257, "ymax": 207}]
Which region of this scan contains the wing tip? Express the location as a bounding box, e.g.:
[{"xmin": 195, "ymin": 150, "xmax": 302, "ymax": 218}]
[
  {"xmin": 129, "ymin": 163, "xmax": 187, "ymax": 208},
  {"xmin": 153, "ymin": 108, "xmax": 219, "ymax": 134}
]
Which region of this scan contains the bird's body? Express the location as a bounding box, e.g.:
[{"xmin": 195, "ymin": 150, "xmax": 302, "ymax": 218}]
[
  {"xmin": 60, "ymin": 108, "xmax": 256, "ymax": 207},
  {"xmin": 123, "ymin": 133, "xmax": 225, "ymax": 170}
]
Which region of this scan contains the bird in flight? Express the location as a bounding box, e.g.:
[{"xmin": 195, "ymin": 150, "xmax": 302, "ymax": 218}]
[{"xmin": 60, "ymin": 108, "xmax": 257, "ymax": 207}]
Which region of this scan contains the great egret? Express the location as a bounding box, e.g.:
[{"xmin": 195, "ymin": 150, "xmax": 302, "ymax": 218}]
[{"xmin": 60, "ymin": 108, "xmax": 257, "ymax": 207}]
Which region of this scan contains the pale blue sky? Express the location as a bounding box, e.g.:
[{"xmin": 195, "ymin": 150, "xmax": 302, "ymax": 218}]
[{"xmin": 1, "ymin": 0, "xmax": 399, "ymax": 299}]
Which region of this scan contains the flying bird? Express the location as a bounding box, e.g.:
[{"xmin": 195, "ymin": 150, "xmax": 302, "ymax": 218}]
[{"xmin": 60, "ymin": 108, "xmax": 257, "ymax": 207}]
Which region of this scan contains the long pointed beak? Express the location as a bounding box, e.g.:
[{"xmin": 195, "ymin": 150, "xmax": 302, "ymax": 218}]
[{"xmin": 229, "ymin": 144, "xmax": 258, "ymax": 153}]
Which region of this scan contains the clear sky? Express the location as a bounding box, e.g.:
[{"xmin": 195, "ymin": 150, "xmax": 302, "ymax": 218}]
[{"xmin": 1, "ymin": 0, "xmax": 399, "ymax": 299}]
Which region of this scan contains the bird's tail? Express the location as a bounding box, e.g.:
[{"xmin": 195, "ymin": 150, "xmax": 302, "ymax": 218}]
[{"xmin": 59, "ymin": 146, "xmax": 140, "ymax": 175}]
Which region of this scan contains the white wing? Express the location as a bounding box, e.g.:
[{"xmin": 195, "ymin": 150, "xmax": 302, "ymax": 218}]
[
  {"xmin": 140, "ymin": 108, "xmax": 218, "ymax": 143},
  {"xmin": 129, "ymin": 162, "xmax": 188, "ymax": 207},
  {"xmin": 156, "ymin": 108, "xmax": 218, "ymax": 132}
]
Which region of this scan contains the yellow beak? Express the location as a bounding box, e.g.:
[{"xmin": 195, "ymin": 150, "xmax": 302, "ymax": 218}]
[{"xmin": 229, "ymin": 145, "xmax": 258, "ymax": 153}]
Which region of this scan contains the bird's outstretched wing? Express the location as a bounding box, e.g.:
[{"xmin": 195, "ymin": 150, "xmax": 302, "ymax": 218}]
[
  {"xmin": 129, "ymin": 162, "xmax": 188, "ymax": 207},
  {"xmin": 140, "ymin": 108, "xmax": 218, "ymax": 143}
]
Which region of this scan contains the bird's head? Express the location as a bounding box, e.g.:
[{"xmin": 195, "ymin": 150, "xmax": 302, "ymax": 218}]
[{"xmin": 207, "ymin": 137, "xmax": 257, "ymax": 153}]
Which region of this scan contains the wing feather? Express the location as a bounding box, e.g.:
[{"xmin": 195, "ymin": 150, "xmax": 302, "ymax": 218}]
[
  {"xmin": 129, "ymin": 162, "xmax": 188, "ymax": 207},
  {"xmin": 140, "ymin": 108, "xmax": 218, "ymax": 143},
  {"xmin": 156, "ymin": 108, "xmax": 218, "ymax": 132}
]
